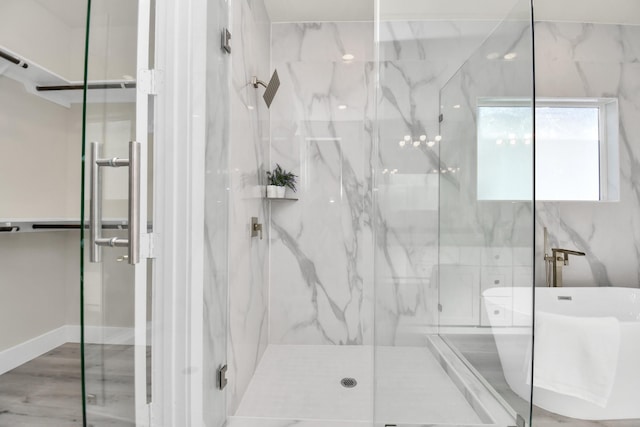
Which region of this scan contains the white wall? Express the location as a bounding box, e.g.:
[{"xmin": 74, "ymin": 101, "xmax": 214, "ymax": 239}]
[
  {"xmin": 0, "ymin": 0, "xmax": 138, "ymax": 83},
  {"xmin": 0, "ymin": 77, "xmax": 75, "ymax": 218},
  {"xmin": 0, "ymin": 233, "xmax": 76, "ymax": 351},
  {"xmin": 69, "ymin": 24, "xmax": 138, "ymax": 82},
  {"xmin": 0, "ymin": 0, "xmax": 74, "ymax": 78},
  {"xmin": 0, "ymin": 78, "xmax": 138, "ymax": 354}
]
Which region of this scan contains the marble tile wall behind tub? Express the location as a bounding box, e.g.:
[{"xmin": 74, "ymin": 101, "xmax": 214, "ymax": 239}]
[
  {"xmin": 534, "ymin": 22, "xmax": 640, "ymax": 288},
  {"xmin": 203, "ymin": 0, "xmax": 230, "ymax": 423},
  {"xmin": 375, "ymin": 21, "xmax": 497, "ymax": 345},
  {"xmin": 269, "ymin": 22, "xmax": 376, "ymax": 345},
  {"xmin": 436, "ymin": 11, "xmax": 535, "ymax": 330},
  {"xmin": 225, "ymin": 0, "xmax": 271, "ymax": 415}
]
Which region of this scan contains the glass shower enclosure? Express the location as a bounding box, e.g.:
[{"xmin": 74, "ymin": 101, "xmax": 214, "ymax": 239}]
[
  {"xmin": 375, "ymin": 0, "xmax": 535, "ymax": 426},
  {"xmin": 437, "ymin": 0, "xmax": 535, "ymax": 425}
]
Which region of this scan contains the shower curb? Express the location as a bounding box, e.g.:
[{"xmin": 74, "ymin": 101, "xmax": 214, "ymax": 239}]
[{"xmin": 426, "ymin": 335, "xmax": 518, "ymax": 426}]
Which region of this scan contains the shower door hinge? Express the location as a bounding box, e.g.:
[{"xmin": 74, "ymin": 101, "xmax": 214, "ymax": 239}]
[
  {"xmin": 139, "ymin": 69, "xmax": 162, "ymax": 95},
  {"xmin": 140, "ymin": 233, "xmax": 158, "ymax": 259},
  {"xmin": 221, "ymin": 28, "xmax": 232, "ymax": 53},
  {"xmin": 438, "ymin": 303, "xmax": 443, "ymax": 312},
  {"xmin": 147, "ymin": 233, "xmax": 158, "ymax": 259},
  {"xmin": 218, "ymin": 364, "xmax": 228, "ymax": 390},
  {"xmin": 439, "ymin": 113, "xmax": 444, "ymax": 123}
]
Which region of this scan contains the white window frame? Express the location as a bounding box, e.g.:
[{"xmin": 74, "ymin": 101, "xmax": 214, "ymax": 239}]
[{"xmin": 477, "ymin": 97, "xmax": 619, "ymax": 201}]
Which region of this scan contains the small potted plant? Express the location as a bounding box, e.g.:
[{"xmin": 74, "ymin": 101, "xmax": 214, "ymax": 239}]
[{"xmin": 266, "ymin": 164, "xmax": 297, "ymax": 198}]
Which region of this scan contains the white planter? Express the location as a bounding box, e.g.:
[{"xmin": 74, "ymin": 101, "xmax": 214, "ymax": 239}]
[
  {"xmin": 266, "ymin": 185, "xmax": 279, "ymax": 198},
  {"xmin": 276, "ymin": 186, "xmax": 286, "ymax": 198}
]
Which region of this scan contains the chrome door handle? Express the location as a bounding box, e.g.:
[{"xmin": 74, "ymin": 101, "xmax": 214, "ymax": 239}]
[
  {"xmin": 90, "ymin": 141, "xmax": 141, "ymax": 265},
  {"xmin": 128, "ymin": 140, "xmax": 140, "ymax": 264}
]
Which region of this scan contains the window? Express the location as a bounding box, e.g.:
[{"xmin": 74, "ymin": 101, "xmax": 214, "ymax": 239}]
[{"xmin": 477, "ymin": 98, "xmax": 619, "ymax": 201}]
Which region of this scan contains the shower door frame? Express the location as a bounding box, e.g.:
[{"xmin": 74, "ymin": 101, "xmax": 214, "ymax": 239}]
[{"xmin": 143, "ymin": 0, "xmax": 208, "ymax": 425}]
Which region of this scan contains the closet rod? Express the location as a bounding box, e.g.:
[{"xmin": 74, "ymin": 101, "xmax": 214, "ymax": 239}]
[
  {"xmin": 36, "ymin": 82, "xmax": 136, "ymax": 91},
  {"xmin": 0, "ymin": 49, "xmax": 28, "ymax": 69},
  {"xmin": 31, "ymin": 223, "xmax": 128, "ymax": 230}
]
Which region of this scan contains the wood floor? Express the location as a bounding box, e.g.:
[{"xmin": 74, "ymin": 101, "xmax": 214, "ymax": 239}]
[{"xmin": 0, "ymin": 343, "xmax": 135, "ymax": 427}]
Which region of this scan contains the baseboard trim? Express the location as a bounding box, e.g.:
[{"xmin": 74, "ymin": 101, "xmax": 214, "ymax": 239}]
[
  {"xmin": 0, "ymin": 325, "xmax": 135, "ymax": 375},
  {"xmin": 0, "ymin": 326, "xmax": 68, "ymax": 375}
]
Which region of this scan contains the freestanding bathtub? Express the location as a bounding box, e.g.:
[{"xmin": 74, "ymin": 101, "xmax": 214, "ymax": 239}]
[{"xmin": 483, "ymin": 286, "xmax": 640, "ymax": 420}]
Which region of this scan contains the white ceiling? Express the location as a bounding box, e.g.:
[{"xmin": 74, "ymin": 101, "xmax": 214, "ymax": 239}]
[
  {"xmin": 31, "ymin": 0, "xmax": 640, "ymax": 33},
  {"xmin": 264, "ymin": 0, "xmax": 374, "ymax": 22},
  {"xmin": 535, "ymin": 0, "xmax": 640, "ymax": 25},
  {"xmin": 33, "ymin": 0, "xmax": 137, "ymax": 29},
  {"xmin": 265, "ymin": 0, "xmax": 640, "ymax": 24}
]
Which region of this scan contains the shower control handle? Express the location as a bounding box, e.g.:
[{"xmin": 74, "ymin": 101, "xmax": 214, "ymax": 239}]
[{"xmin": 251, "ymin": 217, "xmax": 263, "ymax": 240}]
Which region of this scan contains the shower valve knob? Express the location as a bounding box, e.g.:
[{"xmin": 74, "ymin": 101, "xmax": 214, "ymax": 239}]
[{"xmin": 251, "ymin": 217, "xmax": 263, "ymax": 240}]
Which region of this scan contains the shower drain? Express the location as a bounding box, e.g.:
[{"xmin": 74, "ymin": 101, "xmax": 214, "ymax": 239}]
[{"xmin": 340, "ymin": 377, "xmax": 357, "ymax": 388}]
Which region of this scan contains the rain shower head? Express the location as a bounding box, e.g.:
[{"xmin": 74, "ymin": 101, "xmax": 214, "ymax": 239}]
[{"xmin": 251, "ymin": 69, "xmax": 280, "ymax": 108}]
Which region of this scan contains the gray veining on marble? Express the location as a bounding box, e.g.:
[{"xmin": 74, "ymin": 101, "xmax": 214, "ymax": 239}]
[
  {"xmin": 269, "ymin": 22, "xmax": 375, "ymax": 346},
  {"xmin": 203, "ymin": 0, "xmax": 231, "ymax": 424},
  {"xmin": 534, "ymin": 21, "xmax": 640, "ymax": 289},
  {"xmin": 224, "ymin": 0, "xmax": 272, "ymax": 416},
  {"xmin": 375, "ymin": 20, "xmax": 499, "ymax": 346},
  {"xmin": 270, "ymin": 18, "xmax": 502, "ymax": 348}
]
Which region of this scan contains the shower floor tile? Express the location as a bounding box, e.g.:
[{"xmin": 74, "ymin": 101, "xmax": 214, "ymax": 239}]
[{"xmin": 234, "ymin": 345, "xmax": 483, "ymax": 425}]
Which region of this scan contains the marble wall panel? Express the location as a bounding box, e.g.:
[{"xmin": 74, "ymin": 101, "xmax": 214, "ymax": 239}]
[
  {"xmin": 203, "ymin": 0, "xmax": 230, "ymax": 423},
  {"xmin": 436, "ymin": 10, "xmax": 535, "ymax": 332},
  {"xmin": 375, "ymin": 21, "xmax": 497, "ymax": 345},
  {"xmin": 270, "ymin": 19, "xmax": 503, "ymax": 346},
  {"xmin": 535, "ymin": 22, "xmax": 640, "ymax": 288},
  {"xmin": 269, "ymin": 22, "xmax": 375, "ymax": 345},
  {"xmin": 226, "ymin": 0, "xmax": 271, "ymax": 416}
]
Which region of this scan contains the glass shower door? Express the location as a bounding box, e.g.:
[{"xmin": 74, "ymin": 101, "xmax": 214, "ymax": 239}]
[
  {"xmin": 81, "ymin": 0, "xmax": 153, "ymax": 425},
  {"xmin": 438, "ymin": 0, "xmax": 535, "ymax": 425}
]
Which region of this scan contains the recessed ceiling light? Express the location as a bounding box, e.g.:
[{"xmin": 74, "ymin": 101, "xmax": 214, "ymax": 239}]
[
  {"xmin": 398, "ymin": 140, "xmax": 406, "ymax": 147},
  {"xmin": 247, "ymin": 105, "xmax": 254, "ymax": 110},
  {"xmin": 338, "ymin": 105, "xmax": 347, "ymax": 110},
  {"xmin": 435, "ymin": 135, "xmax": 442, "ymax": 142},
  {"xmin": 413, "ymin": 140, "xmax": 420, "ymax": 147},
  {"xmin": 504, "ymin": 52, "xmax": 517, "ymax": 60},
  {"xmin": 427, "ymin": 141, "xmax": 435, "ymax": 147},
  {"xmin": 342, "ymin": 53, "xmax": 355, "ymax": 61},
  {"xmin": 419, "ymin": 135, "xmax": 427, "ymax": 141},
  {"xmin": 404, "ymin": 135, "xmax": 411, "ymax": 142},
  {"xmin": 453, "ymin": 104, "xmax": 461, "ymax": 109}
]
